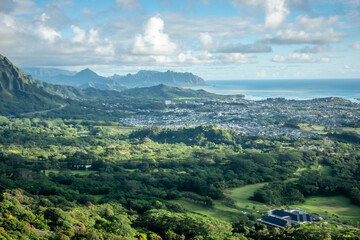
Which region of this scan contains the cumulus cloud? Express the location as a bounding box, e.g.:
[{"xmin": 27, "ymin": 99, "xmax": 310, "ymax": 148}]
[
  {"xmin": 351, "ymin": 41, "xmax": 360, "ymax": 49},
  {"xmin": 260, "ymin": 29, "xmax": 346, "ymax": 45},
  {"xmin": 95, "ymin": 41, "xmax": 115, "ymax": 56},
  {"xmin": 35, "ymin": 13, "xmax": 61, "ymax": 43},
  {"xmin": 116, "ymin": 0, "xmax": 141, "ymax": 11},
  {"xmin": 265, "ymin": 0, "xmax": 290, "ymax": 29},
  {"xmin": 272, "ymin": 53, "xmax": 330, "ymax": 63},
  {"xmin": 36, "ymin": 25, "xmax": 61, "ymax": 42},
  {"xmin": 295, "ymin": 15, "xmax": 339, "ymax": 31},
  {"xmin": 176, "ymin": 51, "xmax": 214, "ymax": 64},
  {"xmin": 220, "ymin": 53, "xmax": 255, "ymax": 64},
  {"xmin": 216, "ymin": 42, "xmax": 272, "ymax": 53},
  {"xmin": 132, "ymin": 16, "xmax": 177, "ymax": 55},
  {"xmin": 230, "ymin": 0, "xmax": 289, "ymax": 28},
  {"xmin": 71, "ymin": 25, "xmax": 86, "ymax": 43},
  {"xmin": 199, "ymin": 32, "xmax": 215, "ymax": 50}
]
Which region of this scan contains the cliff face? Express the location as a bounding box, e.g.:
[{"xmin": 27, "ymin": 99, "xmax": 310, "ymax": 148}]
[
  {"xmin": 0, "ymin": 55, "xmax": 63, "ymax": 115},
  {"xmin": 0, "ymin": 55, "xmax": 32, "ymax": 92}
]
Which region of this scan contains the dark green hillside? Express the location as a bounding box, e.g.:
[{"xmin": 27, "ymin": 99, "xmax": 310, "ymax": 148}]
[
  {"xmin": 0, "ymin": 55, "xmax": 64, "ymax": 116},
  {"xmin": 34, "ymin": 79, "xmax": 128, "ymax": 101},
  {"xmin": 120, "ymin": 84, "xmax": 219, "ymax": 99}
]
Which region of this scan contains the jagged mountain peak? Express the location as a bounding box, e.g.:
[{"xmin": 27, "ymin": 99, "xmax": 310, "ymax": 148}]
[{"xmin": 76, "ymin": 68, "xmax": 99, "ymax": 77}]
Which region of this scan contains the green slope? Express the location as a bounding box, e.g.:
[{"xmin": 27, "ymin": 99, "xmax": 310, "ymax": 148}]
[
  {"xmin": 119, "ymin": 84, "xmax": 220, "ymax": 99},
  {"xmin": 0, "ymin": 55, "xmax": 65, "ymax": 116}
]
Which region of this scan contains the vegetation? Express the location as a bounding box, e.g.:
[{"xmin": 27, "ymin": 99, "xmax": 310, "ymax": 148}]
[{"xmin": 0, "ymin": 117, "xmax": 359, "ymax": 238}]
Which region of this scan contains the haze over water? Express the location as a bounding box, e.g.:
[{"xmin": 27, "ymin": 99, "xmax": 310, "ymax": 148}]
[{"xmin": 195, "ymin": 79, "xmax": 360, "ymax": 101}]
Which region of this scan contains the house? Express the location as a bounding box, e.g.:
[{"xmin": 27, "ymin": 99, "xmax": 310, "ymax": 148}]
[{"xmin": 258, "ymin": 209, "xmax": 319, "ymax": 229}]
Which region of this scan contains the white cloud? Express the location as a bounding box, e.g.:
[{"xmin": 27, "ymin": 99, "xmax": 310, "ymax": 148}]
[
  {"xmin": 199, "ymin": 32, "xmax": 215, "ymax": 50},
  {"xmin": 132, "ymin": 16, "xmax": 177, "ymax": 55},
  {"xmin": 0, "ymin": 0, "xmax": 16, "ymax": 13},
  {"xmin": 265, "ymin": 0, "xmax": 290, "ymax": 29},
  {"xmin": 220, "ymin": 53, "xmax": 255, "ymax": 64},
  {"xmin": 88, "ymin": 29, "xmax": 100, "ymax": 44},
  {"xmin": 36, "ymin": 25, "xmax": 61, "ymax": 43},
  {"xmin": 12, "ymin": 0, "xmax": 38, "ymax": 15},
  {"xmin": 216, "ymin": 42, "xmax": 272, "ymax": 53},
  {"xmin": 0, "ymin": 14, "xmax": 20, "ymax": 47},
  {"xmin": 230, "ymin": 0, "xmax": 289, "ymax": 29},
  {"xmin": 34, "ymin": 13, "xmax": 61, "ymax": 43},
  {"xmin": 116, "ymin": 0, "xmax": 141, "ymax": 11},
  {"xmin": 296, "ymin": 45, "xmax": 331, "ymax": 53},
  {"xmin": 272, "ymin": 53, "xmax": 330, "ymax": 63},
  {"xmin": 71, "ymin": 25, "xmax": 86, "ymax": 43},
  {"xmin": 176, "ymin": 51, "xmax": 214, "ymax": 64},
  {"xmin": 261, "ymin": 28, "xmax": 346, "ymax": 45},
  {"xmin": 295, "ymin": 15, "xmax": 339, "ymax": 31},
  {"xmin": 351, "ymin": 41, "xmax": 360, "ymax": 49},
  {"xmin": 95, "ymin": 39, "xmax": 115, "ymax": 56}
]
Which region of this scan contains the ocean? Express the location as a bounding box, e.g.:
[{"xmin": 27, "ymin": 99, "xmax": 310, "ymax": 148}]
[{"xmin": 190, "ymin": 79, "xmax": 360, "ymax": 101}]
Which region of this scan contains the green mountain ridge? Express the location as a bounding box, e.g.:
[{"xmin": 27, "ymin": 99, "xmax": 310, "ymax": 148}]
[
  {"xmin": 0, "ymin": 54, "xmax": 237, "ymax": 117},
  {"xmin": 120, "ymin": 84, "xmax": 219, "ymax": 99},
  {"xmin": 0, "ymin": 55, "xmax": 65, "ymax": 116},
  {"xmin": 22, "ymin": 67, "xmax": 206, "ymax": 91}
]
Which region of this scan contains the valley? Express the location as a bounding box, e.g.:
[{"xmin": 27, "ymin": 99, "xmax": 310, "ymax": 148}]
[{"xmin": 0, "ymin": 55, "xmax": 360, "ymax": 239}]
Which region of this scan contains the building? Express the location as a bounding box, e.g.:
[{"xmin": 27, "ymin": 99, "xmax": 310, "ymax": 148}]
[{"xmin": 258, "ymin": 209, "xmax": 319, "ymax": 229}]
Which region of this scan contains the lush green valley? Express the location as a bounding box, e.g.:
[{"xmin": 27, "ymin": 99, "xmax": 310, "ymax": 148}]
[{"xmin": 1, "ymin": 117, "xmax": 360, "ymax": 239}]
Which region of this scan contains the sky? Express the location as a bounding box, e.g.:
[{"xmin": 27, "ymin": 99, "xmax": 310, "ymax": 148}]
[{"xmin": 0, "ymin": 0, "xmax": 360, "ymax": 80}]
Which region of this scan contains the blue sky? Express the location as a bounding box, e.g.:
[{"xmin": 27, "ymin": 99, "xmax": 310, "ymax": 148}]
[{"xmin": 0, "ymin": 0, "xmax": 359, "ymax": 80}]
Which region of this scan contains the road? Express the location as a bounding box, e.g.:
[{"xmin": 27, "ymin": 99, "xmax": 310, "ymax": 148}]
[{"xmin": 6, "ymin": 104, "xmax": 68, "ymax": 118}]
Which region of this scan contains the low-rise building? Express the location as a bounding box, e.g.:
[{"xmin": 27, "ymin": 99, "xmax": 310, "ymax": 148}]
[{"xmin": 258, "ymin": 209, "xmax": 319, "ymax": 229}]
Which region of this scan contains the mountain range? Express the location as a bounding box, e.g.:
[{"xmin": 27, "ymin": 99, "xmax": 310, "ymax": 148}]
[
  {"xmin": 23, "ymin": 68, "xmax": 206, "ymax": 91},
  {"xmin": 0, "ymin": 54, "xmax": 225, "ymax": 116}
]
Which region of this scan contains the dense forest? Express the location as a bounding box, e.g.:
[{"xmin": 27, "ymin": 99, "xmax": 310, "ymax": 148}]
[{"xmin": 1, "ymin": 117, "xmax": 360, "ymax": 239}]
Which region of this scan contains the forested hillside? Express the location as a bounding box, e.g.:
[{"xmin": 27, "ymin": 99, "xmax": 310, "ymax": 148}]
[
  {"xmin": 0, "ymin": 55, "xmax": 65, "ymax": 115},
  {"xmin": 0, "ymin": 117, "xmax": 360, "ymax": 239}
]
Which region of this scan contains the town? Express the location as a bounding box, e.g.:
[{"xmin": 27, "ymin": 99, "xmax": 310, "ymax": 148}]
[{"xmin": 114, "ymin": 97, "xmax": 360, "ymax": 138}]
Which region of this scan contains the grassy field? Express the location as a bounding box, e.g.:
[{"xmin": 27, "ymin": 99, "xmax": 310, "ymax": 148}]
[
  {"xmin": 170, "ymin": 182, "xmax": 270, "ymax": 222},
  {"xmin": 226, "ymin": 183, "xmax": 269, "ymax": 212},
  {"xmin": 288, "ymin": 196, "xmax": 360, "ymax": 225},
  {"xmin": 171, "ymin": 199, "xmax": 245, "ymax": 222},
  {"xmin": 171, "ymin": 182, "xmax": 360, "ymax": 225},
  {"xmin": 298, "ymin": 123, "xmax": 327, "ymax": 135}
]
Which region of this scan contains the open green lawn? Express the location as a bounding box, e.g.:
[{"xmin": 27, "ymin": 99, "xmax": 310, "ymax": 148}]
[
  {"xmin": 170, "ymin": 183, "xmax": 270, "ymax": 222},
  {"xmin": 289, "ymin": 196, "xmax": 360, "ymax": 225},
  {"xmin": 171, "ymin": 199, "xmax": 246, "ymax": 222},
  {"xmin": 172, "ymin": 181, "xmax": 360, "ymax": 225},
  {"xmin": 97, "ymin": 126, "xmax": 135, "ymax": 134},
  {"xmin": 226, "ymin": 183, "xmax": 269, "ymax": 212},
  {"xmin": 298, "ymin": 123, "xmax": 327, "ymax": 135}
]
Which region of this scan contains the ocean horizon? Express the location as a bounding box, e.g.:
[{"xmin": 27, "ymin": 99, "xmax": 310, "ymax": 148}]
[{"xmin": 189, "ymin": 79, "xmax": 360, "ymax": 101}]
